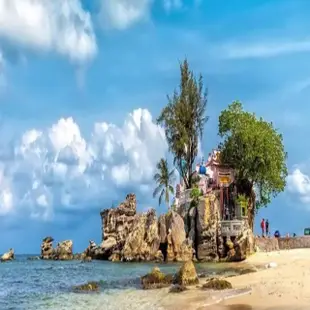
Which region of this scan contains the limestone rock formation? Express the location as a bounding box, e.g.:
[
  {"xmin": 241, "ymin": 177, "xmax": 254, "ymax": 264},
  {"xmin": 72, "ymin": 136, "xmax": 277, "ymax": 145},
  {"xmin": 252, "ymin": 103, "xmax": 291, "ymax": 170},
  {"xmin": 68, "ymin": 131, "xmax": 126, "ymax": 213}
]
[
  {"xmin": 54, "ymin": 240, "xmax": 73, "ymax": 260},
  {"xmin": 122, "ymin": 209, "xmax": 160, "ymax": 261},
  {"xmin": 41, "ymin": 236, "xmax": 54, "ymax": 259},
  {"xmin": 195, "ymin": 193, "xmax": 222, "ymax": 261},
  {"xmin": 226, "ymin": 227, "xmax": 255, "ymax": 262},
  {"xmin": 1, "ymin": 248, "xmax": 14, "ymax": 262},
  {"xmin": 99, "ymin": 194, "xmax": 193, "ymax": 262},
  {"xmin": 174, "ymin": 260, "xmax": 199, "ymax": 286},
  {"xmin": 166, "ymin": 211, "xmax": 193, "ymax": 262},
  {"xmin": 100, "ymin": 193, "xmax": 137, "ymax": 259},
  {"xmin": 41, "ymin": 237, "xmax": 75, "ymax": 260},
  {"xmin": 84, "ymin": 240, "xmax": 104, "ymax": 259}
]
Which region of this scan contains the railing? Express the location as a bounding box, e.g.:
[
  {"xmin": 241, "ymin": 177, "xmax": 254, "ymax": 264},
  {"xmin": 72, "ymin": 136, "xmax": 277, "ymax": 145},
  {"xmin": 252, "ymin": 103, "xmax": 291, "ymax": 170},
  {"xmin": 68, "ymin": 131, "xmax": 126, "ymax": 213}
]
[{"xmin": 221, "ymin": 220, "xmax": 244, "ymax": 237}]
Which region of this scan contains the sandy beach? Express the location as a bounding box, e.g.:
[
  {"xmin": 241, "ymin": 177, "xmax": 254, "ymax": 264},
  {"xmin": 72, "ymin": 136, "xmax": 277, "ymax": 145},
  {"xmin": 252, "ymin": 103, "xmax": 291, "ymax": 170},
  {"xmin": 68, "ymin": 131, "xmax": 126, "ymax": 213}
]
[{"xmin": 158, "ymin": 249, "xmax": 310, "ymax": 310}]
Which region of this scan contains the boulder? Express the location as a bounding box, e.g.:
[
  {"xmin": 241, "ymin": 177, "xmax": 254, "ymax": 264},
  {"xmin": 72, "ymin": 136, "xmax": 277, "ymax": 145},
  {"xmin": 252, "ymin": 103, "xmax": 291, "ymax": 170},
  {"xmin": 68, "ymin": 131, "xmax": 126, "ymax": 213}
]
[
  {"xmin": 141, "ymin": 267, "xmax": 173, "ymax": 289},
  {"xmin": 226, "ymin": 228, "xmax": 255, "ymax": 262},
  {"xmin": 41, "ymin": 236, "xmax": 54, "ymax": 259},
  {"xmin": 73, "ymin": 281, "xmax": 100, "ymax": 293},
  {"xmin": 1, "ymin": 248, "xmax": 14, "ymax": 262},
  {"xmin": 166, "ymin": 212, "xmax": 193, "ymax": 262},
  {"xmin": 202, "ymin": 278, "xmax": 232, "ymax": 290},
  {"xmin": 54, "ymin": 240, "xmax": 73, "ymax": 260},
  {"xmin": 174, "ymin": 260, "xmax": 199, "ymax": 286}
]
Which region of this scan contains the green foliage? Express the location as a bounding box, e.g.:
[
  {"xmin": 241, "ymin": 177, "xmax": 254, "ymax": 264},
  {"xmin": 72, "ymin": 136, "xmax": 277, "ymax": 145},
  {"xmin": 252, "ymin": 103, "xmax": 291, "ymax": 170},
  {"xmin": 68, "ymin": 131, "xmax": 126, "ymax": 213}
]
[
  {"xmin": 157, "ymin": 59, "xmax": 208, "ymax": 189},
  {"xmin": 218, "ymin": 101, "xmax": 288, "ymax": 209},
  {"xmin": 190, "ymin": 187, "xmax": 201, "ymax": 200},
  {"xmin": 153, "ymin": 158, "xmax": 176, "ymax": 209}
]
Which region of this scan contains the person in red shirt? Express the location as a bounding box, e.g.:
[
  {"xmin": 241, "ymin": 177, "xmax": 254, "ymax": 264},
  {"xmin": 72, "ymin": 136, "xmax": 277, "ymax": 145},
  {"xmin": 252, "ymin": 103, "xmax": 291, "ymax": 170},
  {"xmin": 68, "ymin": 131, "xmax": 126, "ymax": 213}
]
[{"xmin": 260, "ymin": 218, "xmax": 265, "ymax": 237}]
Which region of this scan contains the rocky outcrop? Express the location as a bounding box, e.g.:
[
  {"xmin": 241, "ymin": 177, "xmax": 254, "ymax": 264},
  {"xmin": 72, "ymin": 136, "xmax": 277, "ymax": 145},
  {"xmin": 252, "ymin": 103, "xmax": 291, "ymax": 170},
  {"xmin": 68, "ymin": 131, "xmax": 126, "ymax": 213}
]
[
  {"xmin": 100, "ymin": 193, "xmax": 137, "ymax": 259},
  {"xmin": 195, "ymin": 193, "xmax": 223, "ymax": 261},
  {"xmin": 141, "ymin": 267, "xmax": 173, "ymax": 289},
  {"xmin": 1, "ymin": 248, "xmax": 14, "ymax": 262},
  {"xmin": 226, "ymin": 227, "xmax": 255, "ymax": 262},
  {"xmin": 100, "ymin": 194, "xmax": 193, "ymax": 262},
  {"xmin": 174, "ymin": 260, "xmax": 199, "ymax": 286},
  {"xmin": 41, "ymin": 237, "xmax": 75, "ymax": 260},
  {"xmin": 84, "ymin": 240, "xmax": 103, "ymax": 259},
  {"xmin": 122, "ymin": 209, "xmax": 161, "ymax": 261},
  {"xmin": 166, "ymin": 212, "xmax": 193, "ymax": 262},
  {"xmin": 54, "ymin": 240, "xmax": 73, "ymax": 260},
  {"xmin": 41, "ymin": 236, "xmax": 54, "ymax": 259},
  {"xmin": 98, "ymin": 192, "xmax": 254, "ymax": 263}
]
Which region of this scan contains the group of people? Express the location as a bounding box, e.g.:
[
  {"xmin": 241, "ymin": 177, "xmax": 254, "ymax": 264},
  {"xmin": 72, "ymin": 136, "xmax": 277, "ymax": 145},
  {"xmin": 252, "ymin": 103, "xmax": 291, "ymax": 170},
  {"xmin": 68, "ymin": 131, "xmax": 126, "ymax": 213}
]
[{"xmin": 260, "ymin": 218, "xmax": 270, "ymax": 237}]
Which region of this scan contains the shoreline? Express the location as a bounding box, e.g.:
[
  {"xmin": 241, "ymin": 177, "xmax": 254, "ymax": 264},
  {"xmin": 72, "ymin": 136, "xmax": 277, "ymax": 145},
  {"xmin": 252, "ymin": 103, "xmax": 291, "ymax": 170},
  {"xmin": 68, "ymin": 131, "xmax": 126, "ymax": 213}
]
[{"xmin": 156, "ymin": 249, "xmax": 310, "ymax": 310}]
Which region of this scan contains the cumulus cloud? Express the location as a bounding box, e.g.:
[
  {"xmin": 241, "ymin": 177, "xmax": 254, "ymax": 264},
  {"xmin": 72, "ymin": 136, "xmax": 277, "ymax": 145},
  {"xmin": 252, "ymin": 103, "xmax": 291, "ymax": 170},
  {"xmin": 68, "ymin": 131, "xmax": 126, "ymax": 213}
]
[
  {"xmin": 99, "ymin": 0, "xmax": 153, "ymax": 30},
  {"xmin": 0, "ymin": 0, "xmax": 97, "ymax": 63},
  {"xmin": 0, "ymin": 109, "xmax": 167, "ymax": 220},
  {"xmin": 287, "ymin": 168, "xmax": 310, "ymax": 204}
]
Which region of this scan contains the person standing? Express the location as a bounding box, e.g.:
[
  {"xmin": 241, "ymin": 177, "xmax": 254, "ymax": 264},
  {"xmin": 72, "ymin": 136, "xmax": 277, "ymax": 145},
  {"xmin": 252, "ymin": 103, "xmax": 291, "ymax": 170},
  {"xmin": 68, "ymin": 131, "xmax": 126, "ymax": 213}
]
[
  {"xmin": 260, "ymin": 218, "xmax": 265, "ymax": 237},
  {"xmin": 266, "ymin": 219, "xmax": 269, "ymax": 236}
]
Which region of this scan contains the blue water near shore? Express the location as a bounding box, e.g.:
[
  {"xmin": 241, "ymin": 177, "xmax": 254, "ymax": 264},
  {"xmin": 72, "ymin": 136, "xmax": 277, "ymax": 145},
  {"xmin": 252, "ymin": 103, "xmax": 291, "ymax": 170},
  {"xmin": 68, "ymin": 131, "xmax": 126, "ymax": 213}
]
[{"xmin": 0, "ymin": 255, "xmax": 246, "ymax": 310}]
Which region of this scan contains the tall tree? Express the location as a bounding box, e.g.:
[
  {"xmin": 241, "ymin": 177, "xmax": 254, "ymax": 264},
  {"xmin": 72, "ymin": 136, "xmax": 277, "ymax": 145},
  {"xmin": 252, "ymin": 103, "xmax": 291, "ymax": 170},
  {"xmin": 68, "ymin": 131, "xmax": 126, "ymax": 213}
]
[
  {"xmin": 157, "ymin": 59, "xmax": 208, "ymax": 189},
  {"xmin": 218, "ymin": 101, "xmax": 288, "ymax": 230},
  {"xmin": 153, "ymin": 158, "xmax": 176, "ymax": 209}
]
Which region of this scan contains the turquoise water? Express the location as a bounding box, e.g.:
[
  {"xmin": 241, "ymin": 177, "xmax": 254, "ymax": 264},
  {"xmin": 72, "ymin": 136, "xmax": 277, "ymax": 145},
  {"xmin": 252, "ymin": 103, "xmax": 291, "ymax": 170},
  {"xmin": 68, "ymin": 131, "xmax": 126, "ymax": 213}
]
[{"xmin": 0, "ymin": 255, "xmax": 246, "ymax": 310}]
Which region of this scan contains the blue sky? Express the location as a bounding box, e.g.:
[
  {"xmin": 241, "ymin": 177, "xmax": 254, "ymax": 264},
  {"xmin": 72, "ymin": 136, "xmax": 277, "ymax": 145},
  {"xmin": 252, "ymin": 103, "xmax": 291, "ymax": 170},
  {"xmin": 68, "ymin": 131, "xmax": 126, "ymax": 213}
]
[{"xmin": 0, "ymin": 0, "xmax": 310, "ymax": 253}]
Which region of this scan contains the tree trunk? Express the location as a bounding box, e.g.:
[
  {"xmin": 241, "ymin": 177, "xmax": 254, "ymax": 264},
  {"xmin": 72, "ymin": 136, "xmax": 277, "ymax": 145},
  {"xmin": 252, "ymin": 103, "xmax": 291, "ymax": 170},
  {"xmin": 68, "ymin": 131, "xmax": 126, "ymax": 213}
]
[{"xmin": 247, "ymin": 188, "xmax": 256, "ymax": 231}]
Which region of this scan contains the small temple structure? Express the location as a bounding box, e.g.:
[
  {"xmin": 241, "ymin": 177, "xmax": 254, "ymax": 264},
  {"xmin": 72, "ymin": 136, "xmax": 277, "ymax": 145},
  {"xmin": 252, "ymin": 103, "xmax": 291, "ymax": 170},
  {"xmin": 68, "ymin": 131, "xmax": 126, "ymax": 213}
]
[{"xmin": 174, "ymin": 149, "xmax": 248, "ymax": 238}]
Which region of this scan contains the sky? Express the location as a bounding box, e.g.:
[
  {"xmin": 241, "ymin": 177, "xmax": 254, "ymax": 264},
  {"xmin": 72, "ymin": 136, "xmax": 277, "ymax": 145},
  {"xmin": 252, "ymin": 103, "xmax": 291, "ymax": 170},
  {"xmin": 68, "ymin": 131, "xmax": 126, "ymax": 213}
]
[{"xmin": 0, "ymin": 0, "xmax": 310, "ymax": 254}]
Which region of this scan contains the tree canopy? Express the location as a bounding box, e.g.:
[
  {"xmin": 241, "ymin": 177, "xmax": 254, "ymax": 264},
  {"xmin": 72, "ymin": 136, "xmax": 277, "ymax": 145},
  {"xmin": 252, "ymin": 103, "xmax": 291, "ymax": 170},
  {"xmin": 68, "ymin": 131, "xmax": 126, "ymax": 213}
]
[
  {"xmin": 218, "ymin": 101, "xmax": 288, "ymax": 215},
  {"xmin": 153, "ymin": 158, "xmax": 175, "ymax": 208},
  {"xmin": 157, "ymin": 59, "xmax": 208, "ymax": 189}
]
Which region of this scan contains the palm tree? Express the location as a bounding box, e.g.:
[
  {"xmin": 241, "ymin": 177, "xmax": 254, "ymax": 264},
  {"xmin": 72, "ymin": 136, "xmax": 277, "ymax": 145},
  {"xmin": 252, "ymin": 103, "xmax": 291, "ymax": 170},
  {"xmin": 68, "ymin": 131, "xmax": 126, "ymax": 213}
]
[{"xmin": 153, "ymin": 158, "xmax": 175, "ymax": 209}]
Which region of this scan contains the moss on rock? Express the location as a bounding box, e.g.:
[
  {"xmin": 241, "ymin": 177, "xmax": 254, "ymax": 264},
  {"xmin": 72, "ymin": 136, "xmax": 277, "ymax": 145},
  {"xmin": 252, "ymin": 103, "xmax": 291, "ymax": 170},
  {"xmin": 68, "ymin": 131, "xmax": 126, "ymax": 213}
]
[
  {"xmin": 202, "ymin": 278, "xmax": 232, "ymax": 290},
  {"xmin": 73, "ymin": 281, "xmax": 100, "ymax": 293},
  {"xmin": 174, "ymin": 260, "xmax": 199, "ymax": 286},
  {"xmin": 141, "ymin": 267, "xmax": 173, "ymax": 289}
]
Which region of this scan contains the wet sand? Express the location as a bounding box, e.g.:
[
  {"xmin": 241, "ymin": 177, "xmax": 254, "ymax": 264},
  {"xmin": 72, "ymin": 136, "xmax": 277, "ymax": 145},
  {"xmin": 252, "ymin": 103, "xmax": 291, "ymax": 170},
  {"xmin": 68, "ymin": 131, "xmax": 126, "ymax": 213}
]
[{"xmin": 159, "ymin": 249, "xmax": 310, "ymax": 310}]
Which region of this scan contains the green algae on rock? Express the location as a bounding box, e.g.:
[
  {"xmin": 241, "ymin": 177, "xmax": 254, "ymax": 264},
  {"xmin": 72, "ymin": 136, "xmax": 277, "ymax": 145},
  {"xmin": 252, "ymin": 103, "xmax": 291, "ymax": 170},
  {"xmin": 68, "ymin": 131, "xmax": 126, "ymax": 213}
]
[
  {"xmin": 141, "ymin": 267, "xmax": 173, "ymax": 289},
  {"xmin": 174, "ymin": 260, "xmax": 199, "ymax": 286},
  {"xmin": 202, "ymin": 278, "xmax": 232, "ymax": 290},
  {"xmin": 72, "ymin": 281, "xmax": 100, "ymax": 293}
]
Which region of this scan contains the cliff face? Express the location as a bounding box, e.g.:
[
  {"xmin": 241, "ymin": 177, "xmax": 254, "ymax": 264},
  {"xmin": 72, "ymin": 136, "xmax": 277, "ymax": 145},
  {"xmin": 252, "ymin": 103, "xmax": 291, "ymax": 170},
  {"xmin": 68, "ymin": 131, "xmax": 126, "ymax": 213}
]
[
  {"xmin": 99, "ymin": 194, "xmax": 193, "ymax": 262},
  {"xmin": 99, "ymin": 192, "xmax": 254, "ymax": 262}
]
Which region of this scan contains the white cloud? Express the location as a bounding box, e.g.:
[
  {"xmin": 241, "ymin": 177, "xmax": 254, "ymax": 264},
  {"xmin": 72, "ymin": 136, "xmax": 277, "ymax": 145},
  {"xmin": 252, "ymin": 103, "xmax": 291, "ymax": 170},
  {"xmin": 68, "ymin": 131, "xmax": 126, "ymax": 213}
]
[
  {"xmin": 220, "ymin": 40, "xmax": 310, "ymax": 59},
  {"xmin": 99, "ymin": 0, "xmax": 153, "ymax": 30},
  {"xmin": 287, "ymin": 168, "xmax": 310, "ymax": 204},
  {"xmin": 0, "ymin": 0, "xmax": 97, "ymax": 63},
  {"xmin": 99, "ymin": 0, "xmax": 184, "ymax": 30},
  {"xmin": 0, "ymin": 109, "xmax": 167, "ymax": 221}
]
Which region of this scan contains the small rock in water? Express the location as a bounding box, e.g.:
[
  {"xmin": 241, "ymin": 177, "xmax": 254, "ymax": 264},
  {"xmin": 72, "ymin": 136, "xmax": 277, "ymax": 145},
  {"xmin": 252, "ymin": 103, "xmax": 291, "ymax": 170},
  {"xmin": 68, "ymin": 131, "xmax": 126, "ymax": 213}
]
[
  {"xmin": 141, "ymin": 267, "xmax": 173, "ymax": 290},
  {"xmin": 202, "ymin": 279, "xmax": 233, "ymax": 290},
  {"xmin": 72, "ymin": 281, "xmax": 100, "ymax": 293},
  {"xmin": 265, "ymin": 262, "xmax": 277, "ymax": 269}
]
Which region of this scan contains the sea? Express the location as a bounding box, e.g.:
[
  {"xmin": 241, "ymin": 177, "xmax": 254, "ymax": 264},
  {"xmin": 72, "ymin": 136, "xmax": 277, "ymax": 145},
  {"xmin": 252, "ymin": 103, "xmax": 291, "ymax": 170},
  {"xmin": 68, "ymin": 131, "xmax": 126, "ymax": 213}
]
[{"xmin": 0, "ymin": 255, "xmax": 252, "ymax": 310}]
